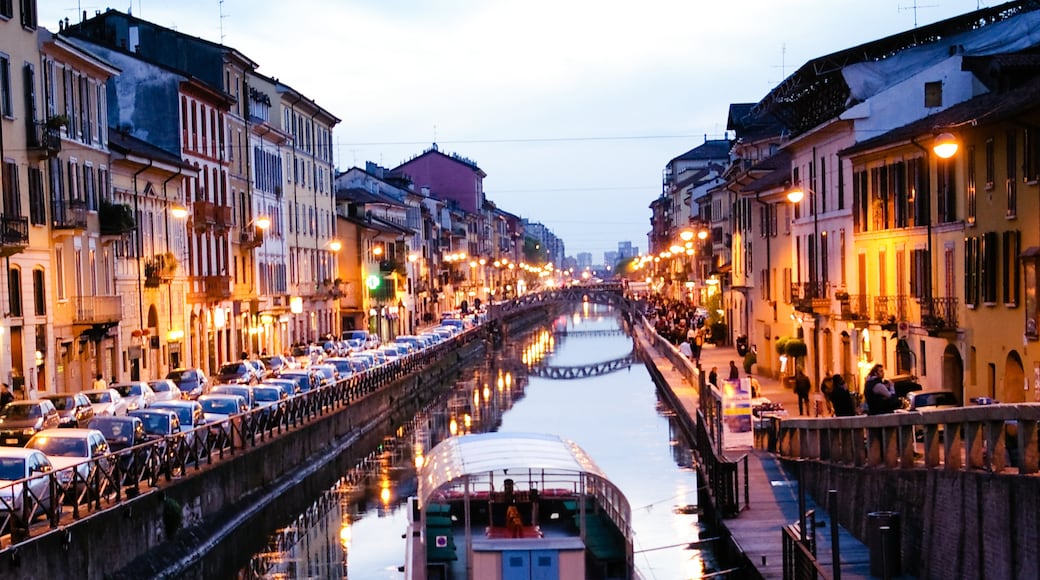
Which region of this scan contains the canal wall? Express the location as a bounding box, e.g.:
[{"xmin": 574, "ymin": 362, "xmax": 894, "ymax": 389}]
[{"xmin": 0, "ymin": 334, "xmax": 491, "ymax": 580}]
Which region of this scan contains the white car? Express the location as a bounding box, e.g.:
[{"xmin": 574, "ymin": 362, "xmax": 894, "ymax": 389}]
[
  {"xmin": 0, "ymin": 448, "xmax": 55, "ymax": 519},
  {"xmin": 111, "ymin": 381, "xmax": 156, "ymax": 410},
  {"xmin": 25, "ymin": 428, "xmax": 110, "ymax": 498},
  {"xmin": 147, "ymin": 379, "xmax": 183, "ymax": 402},
  {"xmin": 83, "ymin": 388, "xmax": 129, "ymax": 417}
]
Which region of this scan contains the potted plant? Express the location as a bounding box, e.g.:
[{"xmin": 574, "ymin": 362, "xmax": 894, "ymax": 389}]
[{"xmin": 45, "ymin": 114, "xmax": 69, "ymax": 130}]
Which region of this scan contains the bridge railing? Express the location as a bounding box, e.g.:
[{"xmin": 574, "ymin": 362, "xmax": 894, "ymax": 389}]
[
  {"xmin": 0, "ymin": 324, "xmax": 487, "ymax": 546},
  {"xmin": 776, "ymin": 404, "xmax": 1040, "ymax": 474}
]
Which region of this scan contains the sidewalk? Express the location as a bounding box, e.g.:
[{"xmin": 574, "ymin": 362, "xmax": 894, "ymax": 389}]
[{"xmin": 641, "ymin": 339, "xmax": 874, "ymax": 579}]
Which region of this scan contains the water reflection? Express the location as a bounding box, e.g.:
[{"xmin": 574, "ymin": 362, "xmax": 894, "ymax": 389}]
[{"xmin": 241, "ymin": 304, "xmax": 720, "ymax": 579}]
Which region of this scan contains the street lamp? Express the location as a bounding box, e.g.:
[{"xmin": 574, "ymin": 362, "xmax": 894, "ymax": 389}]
[
  {"xmin": 932, "ymin": 132, "xmax": 958, "ymax": 159},
  {"xmin": 786, "ymin": 187, "xmax": 820, "ymax": 296}
]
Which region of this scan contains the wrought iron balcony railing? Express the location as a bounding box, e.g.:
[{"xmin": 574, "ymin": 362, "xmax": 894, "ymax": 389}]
[{"xmin": 873, "ymin": 295, "xmax": 909, "ymax": 325}]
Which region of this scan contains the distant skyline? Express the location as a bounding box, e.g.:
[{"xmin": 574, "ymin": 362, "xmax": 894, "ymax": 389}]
[{"xmin": 40, "ymin": 0, "xmax": 988, "ymax": 257}]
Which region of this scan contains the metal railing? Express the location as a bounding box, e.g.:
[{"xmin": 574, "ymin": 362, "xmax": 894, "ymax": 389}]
[{"xmin": 0, "ymin": 325, "xmax": 484, "ymax": 545}]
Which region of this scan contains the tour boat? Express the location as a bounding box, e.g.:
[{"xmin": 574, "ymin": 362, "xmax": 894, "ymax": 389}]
[{"xmin": 404, "ymin": 432, "xmax": 635, "ymax": 580}]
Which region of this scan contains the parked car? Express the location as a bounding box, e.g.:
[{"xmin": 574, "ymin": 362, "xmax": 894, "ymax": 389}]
[
  {"xmin": 39, "ymin": 393, "xmax": 95, "ymax": 428},
  {"xmin": 215, "ymin": 361, "xmax": 258, "ymax": 385},
  {"xmin": 261, "ymin": 378, "xmax": 300, "ymax": 398},
  {"xmin": 905, "ymin": 389, "xmax": 960, "ymax": 411},
  {"xmin": 252, "ymin": 386, "xmax": 287, "ymax": 420},
  {"xmin": 260, "ymin": 355, "xmax": 295, "ymax": 375},
  {"xmin": 277, "ymin": 369, "xmax": 320, "ymax": 393},
  {"xmin": 25, "ymin": 428, "xmax": 110, "ymax": 502},
  {"xmin": 197, "ymin": 394, "xmax": 250, "ymax": 447},
  {"xmin": 147, "ymin": 380, "xmax": 182, "ymax": 402},
  {"xmin": 83, "ymin": 388, "xmax": 130, "ymax": 417},
  {"xmin": 129, "ymin": 409, "xmax": 183, "ymax": 463},
  {"xmin": 290, "ymin": 344, "xmax": 324, "ymax": 366},
  {"xmin": 87, "ymin": 416, "xmax": 148, "ymax": 452},
  {"xmin": 308, "ymin": 364, "xmax": 339, "ymax": 387},
  {"xmin": 321, "ymin": 357, "xmax": 357, "ymax": 378},
  {"xmin": 166, "ymin": 368, "xmax": 210, "ymax": 400},
  {"xmin": 210, "ymin": 385, "xmax": 256, "ymax": 409},
  {"xmin": 245, "ymin": 359, "xmax": 269, "ymax": 381},
  {"xmin": 148, "ymin": 400, "xmax": 207, "ymax": 450},
  {"xmin": 0, "ymin": 400, "xmax": 61, "ymax": 446},
  {"xmin": 341, "ymin": 330, "xmax": 370, "ymax": 351},
  {"xmin": 110, "ymin": 382, "xmax": 156, "ymax": 411},
  {"xmin": 0, "ymin": 448, "xmax": 55, "ymax": 522}
]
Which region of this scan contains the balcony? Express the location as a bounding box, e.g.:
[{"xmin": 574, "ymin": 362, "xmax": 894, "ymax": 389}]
[
  {"xmin": 837, "ymin": 293, "xmax": 870, "ymax": 322},
  {"xmin": 790, "ymin": 281, "xmax": 830, "ymax": 314},
  {"xmin": 99, "ymin": 200, "xmax": 135, "ymax": 235},
  {"xmin": 52, "ymin": 198, "xmax": 88, "ymax": 231},
  {"xmin": 239, "ymin": 226, "xmax": 263, "ymax": 249},
  {"xmin": 0, "ymin": 215, "xmax": 29, "ymax": 257},
  {"xmin": 193, "ymin": 200, "xmax": 216, "ymax": 233},
  {"xmin": 873, "ymin": 295, "xmax": 909, "ymax": 327},
  {"xmin": 214, "ymin": 205, "xmax": 233, "ymax": 234},
  {"xmin": 205, "ymin": 276, "xmax": 232, "ymax": 301},
  {"xmin": 72, "ymin": 296, "xmax": 121, "ymax": 325},
  {"xmin": 27, "ymin": 122, "xmax": 61, "ymax": 155},
  {"xmin": 920, "ymin": 297, "xmax": 959, "ymax": 334}
]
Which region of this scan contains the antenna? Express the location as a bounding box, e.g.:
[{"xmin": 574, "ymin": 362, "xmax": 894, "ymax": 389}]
[
  {"xmin": 219, "ymin": 0, "xmax": 229, "ymax": 44},
  {"xmin": 769, "ymin": 43, "xmax": 788, "ymax": 85},
  {"xmin": 898, "ymin": 0, "xmax": 938, "ymax": 28}
]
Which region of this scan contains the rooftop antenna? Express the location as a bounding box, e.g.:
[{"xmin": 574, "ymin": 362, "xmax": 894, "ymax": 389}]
[
  {"xmin": 899, "ymin": 0, "xmax": 938, "ymax": 28},
  {"xmin": 769, "ymin": 43, "xmax": 788, "ymax": 85},
  {"xmin": 219, "ymin": 0, "xmax": 229, "ymax": 44}
]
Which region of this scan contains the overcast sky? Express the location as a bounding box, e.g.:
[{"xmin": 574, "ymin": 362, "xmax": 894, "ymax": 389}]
[{"xmin": 41, "ymin": 1, "xmax": 987, "ymax": 260}]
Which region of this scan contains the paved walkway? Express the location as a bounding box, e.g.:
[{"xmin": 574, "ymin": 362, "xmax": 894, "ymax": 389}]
[{"xmin": 639, "ymin": 337, "xmax": 881, "ymax": 579}]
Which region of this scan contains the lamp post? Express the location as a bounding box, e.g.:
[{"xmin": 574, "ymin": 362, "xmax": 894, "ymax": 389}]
[{"xmin": 786, "ymin": 187, "xmax": 820, "ymax": 299}]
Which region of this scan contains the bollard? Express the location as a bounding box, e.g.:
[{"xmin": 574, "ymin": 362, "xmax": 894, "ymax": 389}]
[{"xmin": 867, "ymin": 511, "xmax": 901, "ymax": 577}]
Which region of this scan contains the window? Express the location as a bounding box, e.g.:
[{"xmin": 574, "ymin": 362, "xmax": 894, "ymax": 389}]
[
  {"xmin": 936, "ymin": 158, "xmax": 956, "ymax": 223},
  {"xmin": 0, "ymin": 53, "xmax": 11, "ymax": 117},
  {"xmin": 19, "ymin": 0, "xmax": 36, "ymax": 29},
  {"xmin": 1026, "ymin": 127, "xmax": 1040, "ymax": 183},
  {"xmin": 27, "ymin": 166, "xmax": 44, "ymax": 225},
  {"xmin": 2, "ymin": 160, "xmax": 18, "ymax": 217},
  {"xmin": 1025, "ymin": 251, "xmax": 1040, "ymax": 339},
  {"xmin": 0, "ymin": 0, "xmax": 12, "ymax": 19},
  {"xmin": 924, "ymin": 81, "xmax": 943, "ymax": 108},
  {"xmin": 32, "ymin": 268, "xmax": 44, "ymax": 316},
  {"xmin": 1003, "ymin": 230, "xmax": 1020, "ymax": 306},
  {"xmin": 1006, "ymin": 130, "xmax": 1017, "ymax": 218},
  {"xmin": 910, "ymin": 249, "xmax": 927, "ymax": 299},
  {"xmin": 985, "ymin": 138, "xmax": 995, "ymax": 189},
  {"xmin": 966, "ymin": 145, "xmax": 976, "ymax": 225},
  {"xmin": 981, "ymin": 231, "xmax": 998, "ymax": 304},
  {"xmin": 8, "ymin": 267, "xmax": 21, "ymax": 317},
  {"xmin": 965, "ymin": 236, "xmax": 979, "ymax": 307}
]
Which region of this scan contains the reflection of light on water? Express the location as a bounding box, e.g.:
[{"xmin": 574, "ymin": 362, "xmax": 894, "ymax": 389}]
[
  {"xmin": 449, "ymin": 418, "xmax": 458, "ymax": 435},
  {"xmin": 339, "ymin": 522, "xmax": 351, "ymax": 550},
  {"xmin": 380, "ymin": 480, "xmax": 391, "ymax": 505},
  {"xmin": 483, "ymin": 384, "xmax": 490, "ymax": 400},
  {"xmin": 464, "ymin": 414, "xmax": 472, "ymax": 429}
]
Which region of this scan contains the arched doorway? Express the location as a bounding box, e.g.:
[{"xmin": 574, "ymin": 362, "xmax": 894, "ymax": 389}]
[
  {"xmin": 941, "ymin": 344, "xmax": 964, "ymax": 401},
  {"xmin": 1003, "ymin": 351, "xmax": 1026, "ymax": 403}
]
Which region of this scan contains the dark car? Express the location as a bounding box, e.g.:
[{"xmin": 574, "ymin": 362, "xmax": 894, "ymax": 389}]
[
  {"xmin": 87, "ymin": 416, "xmax": 147, "ymax": 452},
  {"xmin": 40, "ymin": 393, "xmax": 95, "ymax": 428},
  {"xmin": 0, "ymin": 400, "xmax": 61, "ymax": 446},
  {"xmin": 215, "ymin": 362, "xmax": 258, "ymax": 385},
  {"xmin": 210, "ymin": 385, "xmax": 256, "ymax": 409},
  {"xmin": 129, "ymin": 409, "xmax": 182, "ymax": 463},
  {"xmin": 166, "ymin": 368, "xmax": 210, "ymax": 400}
]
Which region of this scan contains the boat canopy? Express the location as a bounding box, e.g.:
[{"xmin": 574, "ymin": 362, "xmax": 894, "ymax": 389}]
[{"xmin": 418, "ymin": 432, "xmax": 609, "ymax": 508}]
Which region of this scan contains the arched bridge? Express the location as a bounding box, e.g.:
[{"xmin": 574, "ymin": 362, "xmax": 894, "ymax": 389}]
[
  {"xmin": 552, "ymin": 328, "xmax": 629, "ymax": 337},
  {"xmin": 491, "ymin": 282, "xmax": 640, "ymax": 318},
  {"xmin": 527, "ymin": 351, "xmax": 640, "ymax": 380}
]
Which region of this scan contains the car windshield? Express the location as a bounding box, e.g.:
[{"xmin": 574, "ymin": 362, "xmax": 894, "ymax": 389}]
[
  {"xmin": 89, "ymin": 420, "xmax": 134, "ymax": 444},
  {"xmin": 135, "ymin": 414, "xmax": 171, "ymax": 436},
  {"xmin": 255, "ymin": 389, "xmax": 280, "ymax": 402},
  {"xmin": 201, "ymin": 399, "xmax": 240, "ymax": 415},
  {"xmin": 128, "ymin": 385, "xmax": 143, "ymax": 396},
  {"xmin": 214, "ymin": 387, "xmax": 247, "ymax": 398},
  {"xmin": 85, "ymin": 391, "xmax": 112, "ymax": 404},
  {"xmin": 917, "ymin": 392, "xmax": 958, "ymax": 407},
  {"xmin": 150, "ymin": 382, "xmax": 169, "ymax": 393},
  {"xmin": 2, "ymin": 404, "xmax": 40, "ymax": 419},
  {"xmin": 167, "ymin": 369, "xmax": 191, "ymax": 382},
  {"xmin": 0, "ymin": 457, "xmax": 26, "ymax": 481},
  {"xmin": 29, "ymin": 436, "xmax": 88, "ymax": 457},
  {"xmin": 219, "ymin": 364, "xmax": 244, "ymax": 375},
  {"xmin": 46, "ymin": 397, "xmax": 73, "ymax": 411},
  {"xmin": 152, "ymin": 405, "xmax": 192, "ymax": 426}
]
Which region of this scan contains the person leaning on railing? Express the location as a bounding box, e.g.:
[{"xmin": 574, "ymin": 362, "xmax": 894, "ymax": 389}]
[{"xmin": 864, "ymin": 364, "xmax": 898, "ymax": 415}]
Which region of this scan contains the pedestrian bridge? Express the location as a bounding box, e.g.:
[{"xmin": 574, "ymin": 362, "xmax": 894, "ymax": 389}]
[
  {"xmin": 491, "ymin": 282, "xmax": 637, "ymax": 318},
  {"xmin": 527, "ymin": 351, "xmax": 639, "ymax": 380}
]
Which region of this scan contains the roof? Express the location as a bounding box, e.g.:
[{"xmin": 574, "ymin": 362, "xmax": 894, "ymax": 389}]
[
  {"xmin": 752, "ymin": 0, "xmax": 1040, "ymax": 136},
  {"xmin": 669, "ymin": 139, "xmax": 732, "ymax": 165},
  {"xmin": 418, "ymin": 432, "xmax": 608, "ymax": 507},
  {"xmin": 841, "ymin": 68, "xmax": 1040, "ymax": 157}
]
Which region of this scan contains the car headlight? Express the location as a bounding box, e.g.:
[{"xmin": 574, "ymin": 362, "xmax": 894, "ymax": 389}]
[
  {"xmin": 59, "ymin": 416, "xmax": 75, "ymax": 425},
  {"xmin": 22, "ymin": 427, "xmax": 37, "ymax": 435}
]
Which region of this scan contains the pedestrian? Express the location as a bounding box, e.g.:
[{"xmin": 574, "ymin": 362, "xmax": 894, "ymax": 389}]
[
  {"xmin": 865, "ymin": 364, "xmax": 898, "ymax": 415},
  {"xmin": 708, "ymin": 366, "xmax": 718, "ymax": 387},
  {"xmin": 829, "ymin": 374, "xmax": 856, "ymax": 417},
  {"xmin": 794, "ymin": 368, "xmax": 811, "ymax": 415},
  {"xmin": 0, "ymin": 383, "xmax": 12, "ymax": 409},
  {"xmin": 728, "ymin": 360, "xmax": 739, "ymax": 381},
  {"xmin": 678, "ymin": 338, "xmax": 693, "ymax": 360},
  {"xmin": 93, "ymin": 373, "xmax": 107, "ymax": 390}
]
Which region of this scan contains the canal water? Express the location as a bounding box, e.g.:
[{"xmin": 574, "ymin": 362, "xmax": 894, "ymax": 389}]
[{"xmin": 240, "ymin": 303, "xmax": 722, "ymax": 579}]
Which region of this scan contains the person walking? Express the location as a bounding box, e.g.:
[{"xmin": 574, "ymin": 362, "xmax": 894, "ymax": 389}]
[
  {"xmin": 678, "ymin": 338, "xmax": 693, "ymax": 360},
  {"xmin": 794, "ymin": 368, "xmax": 811, "ymax": 416},
  {"xmin": 708, "ymin": 366, "xmax": 718, "ymax": 387},
  {"xmin": 728, "ymin": 360, "xmax": 740, "ymax": 381}
]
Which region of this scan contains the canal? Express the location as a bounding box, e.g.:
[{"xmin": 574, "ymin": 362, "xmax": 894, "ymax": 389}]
[{"xmin": 238, "ymin": 303, "xmax": 722, "ymax": 579}]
